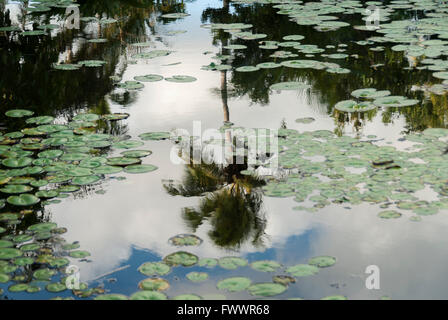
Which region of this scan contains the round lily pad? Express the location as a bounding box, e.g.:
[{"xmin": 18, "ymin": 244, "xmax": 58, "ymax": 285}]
[
  {"xmin": 139, "ymin": 278, "xmax": 170, "ymax": 291},
  {"xmin": 163, "ymin": 251, "xmax": 198, "ymax": 267},
  {"xmin": 72, "ymin": 175, "xmax": 101, "ymax": 185},
  {"xmin": 28, "ymin": 222, "xmax": 57, "ymax": 232},
  {"xmin": 106, "ymin": 157, "xmax": 141, "ymax": 166},
  {"xmin": 247, "ymin": 283, "xmax": 287, "ymax": 297},
  {"xmin": 130, "ymin": 291, "xmax": 167, "ymax": 300},
  {"xmin": 120, "ymin": 150, "xmax": 152, "ymax": 158},
  {"xmin": 308, "ymin": 256, "xmax": 336, "ymax": 268},
  {"xmin": 250, "ymin": 260, "xmax": 282, "ymax": 272},
  {"xmin": 186, "ymin": 272, "xmax": 209, "ymax": 282},
  {"xmin": 286, "ymin": 264, "xmax": 319, "ymax": 277},
  {"xmin": 138, "ymin": 132, "xmax": 171, "ymax": 141},
  {"xmin": 5, "ymin": 109, "xmax": 34, "ymax": 118},
  {"xmin": 218, "ymin": 257, "xmax": 248, "ymax": 270},
  {"xmin": 2, "ymin": 157, "xmax": 33, "ymax": 168},
  {"xmin": 168, "ymin": 234, "xmax": 203, "ymax": 246},
  {"xmin": 7, "ymin": 194, "xmax": 40, "ymax": 206},
  {"xmin": 124, "ymin": 164, "xmax": 158, "ymax": 174},
  {"xmin": 95, "ymin": 294, "xmax": 128, "ymax": 300},
  {"xmin": 198, "ymin": 258, "xmax": 218, "ymax": 268},
  {"xmin": 69, "ymin": 250, "xmax": 91, "ymax": 259},
  {"xmin": 33, "ymin": 268, "xmax": 56, "ymax": 280},
  {"xmin": 378, "ymin": 210, "xmax": 402, "ymax": 219},
  {"xmin": 46, "ymin": 283, "xmax": 67, "ymax": 293},
  {"xmin": 165, "ymin": 75, "xmax": 197, "ymax": 83},
  {"xmin": 335, "ymin": 100, "xmax": 376, "ymax": 112},
  {"xmin": 8, "ymin": 283, "xmax": 29, "ymax": 292},
  {"xmin": 138, "ymin": 262, "xmax": 171, "ymax": 276},
  {"xmin": 134, "ymin": 74, "xmax": 164, "ymax": 82},
  {"xmin": 113, "ymin": 140, "xmax": 144, "ymax": 149},
  {"xmin": 217, "ymin": 277, "xmax": 252, "ymax": 292}
]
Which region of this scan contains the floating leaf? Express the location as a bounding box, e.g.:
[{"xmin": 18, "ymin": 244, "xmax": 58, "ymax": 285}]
[{"xmin": 247, "ymin": 283, "xmax": 287, "ymax": 297}]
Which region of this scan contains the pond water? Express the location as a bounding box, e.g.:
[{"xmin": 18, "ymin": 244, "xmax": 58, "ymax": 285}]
[{"xmin": 0, "ymin": 0, "xmax": 448, "ymax": 300}]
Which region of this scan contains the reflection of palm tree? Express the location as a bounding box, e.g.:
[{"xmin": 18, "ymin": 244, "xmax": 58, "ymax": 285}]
[
  {"xmin": 183, "ymin": 185, "xmax": 266, "ymax": 249},
  {"xmin": 164, "ymin": 152, "xmax": 267, "ymax": 249}
]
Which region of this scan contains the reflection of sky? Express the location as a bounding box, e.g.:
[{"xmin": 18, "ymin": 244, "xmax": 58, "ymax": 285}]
[{"xmin": 2, "ymin": 0, "xmax": 447, "ymax": 300}]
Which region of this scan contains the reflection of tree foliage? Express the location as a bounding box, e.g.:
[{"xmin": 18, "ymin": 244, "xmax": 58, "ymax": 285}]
[
  {"xmin": 0, "ymin": 0, "xmax": 155, "ymax": 127},
  {"xmin": 164, "ymin": 153, "xmax": 267, "ymax": 249}
]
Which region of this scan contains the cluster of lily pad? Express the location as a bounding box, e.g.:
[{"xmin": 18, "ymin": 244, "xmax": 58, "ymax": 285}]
[
  {"xmin": 335, "ymin": 88, "xmax": 419, "ymax": 113},
  {"xmin": 246, "ymin": 125, "xmax": 448, "ymax": 222},
  {"xmin": 0, "ymin": 108, "xmax": 167, "ymax": 297},
  {"xmin": 94, "ymin": 231, "xmax": 338, "ymax": 300}
]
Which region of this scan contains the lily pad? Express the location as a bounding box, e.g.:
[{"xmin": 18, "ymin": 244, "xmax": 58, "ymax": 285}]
[
  {"xmin": 250, "ymin": 260, "xmax": 282, "ymax": 272},
  {"xmin": 5, "ymin": 109, "xmax": 34, "ymax": 118},
  {"xmin": 217, "ymin": 277, "xmax": 252, "ymax": 292},
  {"xmin": 130, "ymin": 291, "xmax": 167, "ymax": 300},
  {"xmin": 7, "ymin": 194, "xmax": 40, "ymax": 206},
  {"xmin": 138, "ymin": 278, "xmax": 170, "ymax": 291},
  {"xmin": 168, "ymin": 234, "xmax": 203, "ymax": 246},
  {"xmin": 165, "ymin": 75, "xmax": 197, "ymax": 83},
  {"xmin": 134, "ymin": 74, "xmax": 164, "ymax": 82},
  {"xmin": 186, "ymin": 272, "xmax": 209, "ymax": 282},
  {"xmin": 138, "ymin": 262, "xmax": 171, "ymax": 276},
  {"xmin": 218, "ymin": 257, "xmax": 248, "ymax": 270},
  {"xmin": 247, "ymin": 283, "xmax": 287, "ymax": 297},
  {"xmin": 163, "ymin": 251, "xmax": 198, "ymax": 267},
  {"xmin": 286, "ymin": 264, "xmax": 319, "ymax": 277},
  {"xmin": 308, "ymin": 256, "xmax": 336, "ymax": 268}
]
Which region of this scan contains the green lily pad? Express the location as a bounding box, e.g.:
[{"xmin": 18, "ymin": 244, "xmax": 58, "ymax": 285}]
[
  {"xmin": 172, "ymin": 294, "xmax": 202, "ymax": 300},
  {"xmin": 250, "ymin": 260, "xmax": 282, "ymax": 272},
  {"xmin": 46, "ymin": 283, "xmax": 67, "ymax": 293},
  {"xmin": 7, "ymin": 194, "xmax": 40, "ymax": 206},
  {"xmin": 5, "ymin": 109, "xmax": 34, "ymax": 118},
  {"xmin": 165, "ymin": 75, "xmax": 197, "ymax": 83},
  {"xmin": 378, "ymin": 210, "xmax": 402, "ymax": 219},
  {"xmin": 106, "ymin": 157, "xmax": 141, "ymax": 167},
  {"xmin": 33, "ymin": 268, "xmax": 56, "ymax": 280},
  {"xmin": 286, "ymin": 264, "xmax": 319, "ymax": 277},
  {"xmin": 120, "ymin": 150, "xmax": 152, "ymax": 158},
  {"xmin": 308, "ymin": 256, "xmax": 336, "ymax": 268},
  {"xmin": 69, "ymin": 250, "xmax": 91, "ymax": 259},
  {"xmin": 139, "ymin": 278, "xmax": 170, "ymax": 291},
  {"xmin": 130, "ymin": 291, "xmax": 167, "ymax": 300},
  {"xmin": 2, "ymin": 157, "xmax": 33, "ymax": 168},
  {"xmin": 168, "ymin": 234, "xmax": 203, "ymax": 246},
  {"xmin": 28, "ymin": 222, "xmax": 57, "ymax": 233},
  {"xmin": 134, "ymin": 74, "xmax": 164, "ymax": 82},
  {"xmin": 335, "ymin": 100, "xmax": 376, "ymax": 112},
  {"xmin": 113, "ymin": 140, "xmax": 144, "ymax": 149},
  {"xmin": 217, "ymin": 277, "xmax": 252, "ymax": 292},
  {"xmin": 72, "ymin": 175, "xmax": 101, "ymax": 185},
  {"xmin": 138, "ymin": 262, "xmax": 171, "ymax": 276},
  {"xmin": 247, "ymin": 283, "xmax": 287, "ymax": 297},
  {"xmin": 8, "ymin": 283, "xmax": 29, "ymax": 292},
  {"xmin": 198, "ymin": 258, "xmax": 218, "ymax": 268},
  {"xmin": 139, "ymin": 132, "xmax": 171, "ymax": 141},
  {"xmin": 95, "ymin": 294, "xmax": 128, "ymax": 300},
  {"xmin": 163, "ymin": 251, "xmax": 198, "ymax": 267},
  {"xmin": 124, "ymin": 164, "xmax": 158, "ymax": 174},
  {"xmin": 186, "ymin": 272, "xmax": 209, "ymax": 282},
  {"xmin": 218, "ymin": 257, "xmax": 248, "ymax": 270},
  {"xmin": 1, "ymin": 184, "xmax": 33, "ymax": 194}
]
